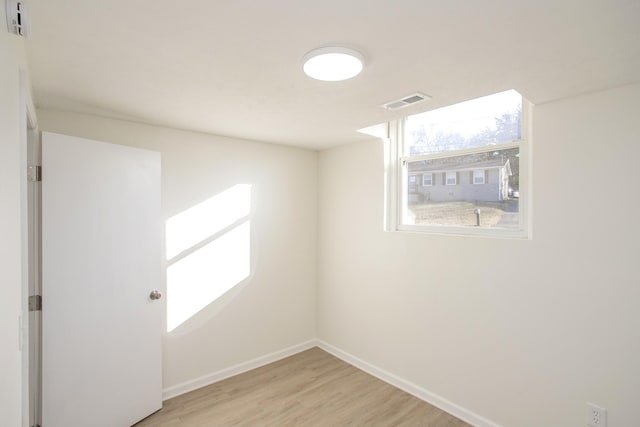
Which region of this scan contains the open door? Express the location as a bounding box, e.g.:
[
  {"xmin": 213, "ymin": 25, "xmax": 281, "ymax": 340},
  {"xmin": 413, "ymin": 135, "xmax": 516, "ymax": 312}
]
[{"xmin": 41, "ymin": 132, "xmax": 162, "ymax": 427}]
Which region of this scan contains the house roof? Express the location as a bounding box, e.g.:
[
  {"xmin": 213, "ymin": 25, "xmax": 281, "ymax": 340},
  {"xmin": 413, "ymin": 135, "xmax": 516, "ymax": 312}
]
[
  {"xmin": 408, "ymin": 158, "xmax": 511, "ymax": 174},
  {"xmin": 24, "ymin": 1, "xmax": 640, "ymax": 150}
]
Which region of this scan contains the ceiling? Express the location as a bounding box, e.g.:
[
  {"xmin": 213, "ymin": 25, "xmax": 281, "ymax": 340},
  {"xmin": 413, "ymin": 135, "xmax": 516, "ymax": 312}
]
[{"xmin": 25, "ymin": 0, "xmax": 640, "ymax": 150}]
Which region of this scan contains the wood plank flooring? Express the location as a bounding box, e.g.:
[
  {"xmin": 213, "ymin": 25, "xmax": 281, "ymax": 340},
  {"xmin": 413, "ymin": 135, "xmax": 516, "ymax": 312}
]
[{"xmin": 135, "ymin": 347, "xmax": 471, "ymax": 427}]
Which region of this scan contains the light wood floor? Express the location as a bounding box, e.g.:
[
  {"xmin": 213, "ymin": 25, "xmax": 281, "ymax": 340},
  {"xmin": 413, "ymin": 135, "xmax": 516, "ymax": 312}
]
[{"xmin": 135, "ymin": 347, "xmax": 471, "ymax": 427}]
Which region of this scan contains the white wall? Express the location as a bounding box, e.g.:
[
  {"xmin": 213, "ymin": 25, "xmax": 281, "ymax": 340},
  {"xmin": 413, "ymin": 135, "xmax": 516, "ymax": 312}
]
[
  {"xmin": 0, "ymin": 8, "xmax": 29, "ymax": 427},
  {"xmin": 318, "ymin": 84, "xmax": 640, "ymax": 427},
  {"xmin": 36, "ymin": 110, "xmax": 318, "ymax": 390}
]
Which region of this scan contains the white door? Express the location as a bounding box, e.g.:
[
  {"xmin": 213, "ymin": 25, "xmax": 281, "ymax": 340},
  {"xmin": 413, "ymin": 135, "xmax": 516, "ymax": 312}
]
[{"xmin": 42, "ymin": 132, "xmax": 162, "ymax": 427}]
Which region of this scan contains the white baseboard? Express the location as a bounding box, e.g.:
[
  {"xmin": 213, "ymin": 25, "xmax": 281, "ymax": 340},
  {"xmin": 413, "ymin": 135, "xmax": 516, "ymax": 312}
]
[
  {"xmin": 162, "ymin": 339, "xmax": 317, "ymax": 400},
  {"xmin": 162, "ymin": 338, "xmax": 500, "ymax": 427},
  {"xmin": 316, "ymin": 340, "xmax": 501, "ymax": 427}
]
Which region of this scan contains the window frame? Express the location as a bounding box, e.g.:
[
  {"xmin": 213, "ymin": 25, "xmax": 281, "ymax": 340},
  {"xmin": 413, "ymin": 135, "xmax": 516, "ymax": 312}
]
[
  {"xmin": 422, "ymin": 173, "xmax": 433, "ymax": 186},
  {"xmin": 445, "ymin": 171, "xmax": 457, "ymax": 186},
  {"xmin": 473, "ymin": 169, "xmax": 485, "ymax": 185},
  {"xmin": 384, "ymin": 98, "xmax": 531, "ymax": 239}
]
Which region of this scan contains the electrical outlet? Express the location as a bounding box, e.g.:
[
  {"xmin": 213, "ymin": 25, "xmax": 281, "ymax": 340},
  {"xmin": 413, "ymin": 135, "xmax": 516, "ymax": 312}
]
[{"xmin": 587, "ymin": 402, "xmax": 607, "ymax": 427}]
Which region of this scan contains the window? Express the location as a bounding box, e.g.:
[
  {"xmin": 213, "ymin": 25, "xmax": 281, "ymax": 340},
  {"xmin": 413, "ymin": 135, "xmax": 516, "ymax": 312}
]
[
  {"xmin": 386, "ymin": 89, "xmax": 529, "ymax": 237},
  {"xmin": 409, "ymin": 175, "xmax": 417, "ymax": 184},
  {"xmin": 473, "ymin": 169, "xmax": 485, "ymax": 184},
  {"xmin": 445, "ymin": 172, "xmax": 457, "ymax": 185}
]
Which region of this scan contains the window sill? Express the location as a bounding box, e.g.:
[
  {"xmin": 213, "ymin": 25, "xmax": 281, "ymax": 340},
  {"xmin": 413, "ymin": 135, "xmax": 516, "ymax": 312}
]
[{"xmin": 393, "ymin": 224, "xmax": 530, "ymax": 240}]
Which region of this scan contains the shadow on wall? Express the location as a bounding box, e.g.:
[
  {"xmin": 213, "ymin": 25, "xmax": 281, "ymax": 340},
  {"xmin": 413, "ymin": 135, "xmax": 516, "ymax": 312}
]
[{"xmin": 165, "ymin": 184, "xmax": 252, "ymax": 333}]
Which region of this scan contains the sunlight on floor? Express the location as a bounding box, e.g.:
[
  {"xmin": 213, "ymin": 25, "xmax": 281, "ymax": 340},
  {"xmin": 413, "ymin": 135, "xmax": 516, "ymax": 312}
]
[{"xmin": 166, "ymin": 185, "xmax": 252, "ymax": 332}]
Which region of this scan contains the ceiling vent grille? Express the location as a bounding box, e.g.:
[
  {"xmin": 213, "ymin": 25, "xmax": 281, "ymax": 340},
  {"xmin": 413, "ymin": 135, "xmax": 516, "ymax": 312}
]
[
  {"xmin": 5, "ymin": 0, "xmax": 29, "ymax": 37},
  {"xmin": 382, "ymin": 92, "xmax": 431, "ymax": 111}
]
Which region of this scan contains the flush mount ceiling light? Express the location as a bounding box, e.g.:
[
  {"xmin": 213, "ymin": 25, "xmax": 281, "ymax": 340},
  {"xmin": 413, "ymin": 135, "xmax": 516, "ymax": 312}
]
[{"xmin": 302, "ymin": 46, "xmax": 364, "ymax": 82}]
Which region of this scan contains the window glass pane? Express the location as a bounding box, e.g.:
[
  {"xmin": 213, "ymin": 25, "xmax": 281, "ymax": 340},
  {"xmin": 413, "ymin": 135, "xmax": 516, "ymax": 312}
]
[
  {"xmin": 404, "ymin": 147, "xmax": 519, "ymax": 228},
  {"xmin": 473, "ymin": 170, "xmax": 485, "ymax": 184},
  {"xmin": 445, "ymin": 172, "xmax": 457, "ymax": 185},
  {"xmin": 405, "ymin": 90, "xmax": 522, "ymax": 156}
]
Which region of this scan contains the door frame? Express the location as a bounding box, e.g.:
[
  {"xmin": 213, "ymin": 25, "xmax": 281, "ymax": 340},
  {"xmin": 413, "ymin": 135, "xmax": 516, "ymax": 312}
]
[{"xmin": 20, "ymin": 68, "xmax": 39, "ymax": 427}]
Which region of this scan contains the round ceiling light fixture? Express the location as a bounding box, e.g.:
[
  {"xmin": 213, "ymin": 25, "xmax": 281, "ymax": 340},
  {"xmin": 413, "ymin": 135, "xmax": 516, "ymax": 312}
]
[{"xmin": 302, "ymin": 46, "xmax": 364, "ymax": 82}]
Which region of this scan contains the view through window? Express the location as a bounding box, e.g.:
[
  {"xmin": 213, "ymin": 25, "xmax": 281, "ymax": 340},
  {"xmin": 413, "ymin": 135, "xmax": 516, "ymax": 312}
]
[{"xmin": 400, "ymin": 90, "xmax": 525, "ymax": 233}]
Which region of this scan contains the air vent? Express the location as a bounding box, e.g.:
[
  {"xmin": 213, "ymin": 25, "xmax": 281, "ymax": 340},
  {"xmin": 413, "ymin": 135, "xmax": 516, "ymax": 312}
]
[
  {"xmin": 5, "ymin": 0, "xmax": 29, "ymax": 37},
  {"xmin": 382, "ymin": 92, "xmax": 431, "ymax": 111}
]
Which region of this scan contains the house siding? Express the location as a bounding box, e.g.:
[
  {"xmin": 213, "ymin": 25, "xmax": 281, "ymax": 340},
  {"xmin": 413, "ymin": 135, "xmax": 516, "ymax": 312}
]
[{"xmin": 409, "ymin": 168, "xmax": 502, "ymax": 202}]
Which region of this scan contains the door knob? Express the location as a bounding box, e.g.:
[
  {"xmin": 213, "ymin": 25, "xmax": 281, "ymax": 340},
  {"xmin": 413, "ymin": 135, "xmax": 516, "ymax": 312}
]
[{"xmin": 149, "ymin": 290, "xmax": 162, "ymax": 301}]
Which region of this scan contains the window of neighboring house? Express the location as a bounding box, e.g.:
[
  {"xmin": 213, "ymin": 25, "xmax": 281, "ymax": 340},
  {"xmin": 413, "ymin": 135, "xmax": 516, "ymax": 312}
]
[
  {"xmin": 445, "ymin": 172, "xmax": 457, "ymax": 185},
  {"xmin": 386, "ymin": 89, "xmax": 529, "ymax": 238},
  {"xmin": 473, "ymin": 169, "xmax": 485, "ymax": 184},
  {"xmin": 409, "ymin": 175, "xmax": 417, "ymax": 184}
]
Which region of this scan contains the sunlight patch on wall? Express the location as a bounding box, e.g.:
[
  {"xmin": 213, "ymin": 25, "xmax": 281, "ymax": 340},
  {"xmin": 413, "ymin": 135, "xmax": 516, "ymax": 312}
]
[
  {"xmin": 166, "ymin": 185, "xmax": 252, "ymax": 332},
  {"xmin": 166, "ymin": 184, "xmax": 251, "ymax": 260}
]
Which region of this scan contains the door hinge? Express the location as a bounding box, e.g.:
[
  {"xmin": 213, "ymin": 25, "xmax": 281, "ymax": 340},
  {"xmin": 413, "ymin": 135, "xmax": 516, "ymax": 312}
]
[
  {"xmin": 28, "ymin": 295, "xmax": 42, "ymax": 312},
  {"xmin": 27, "ymin": 165, "xmax": 42, "ymax": 182}
]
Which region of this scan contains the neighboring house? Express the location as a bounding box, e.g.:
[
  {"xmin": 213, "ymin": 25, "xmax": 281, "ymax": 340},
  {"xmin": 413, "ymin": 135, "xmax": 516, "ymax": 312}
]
[{"xmin": 408, "ymin": 158, "xmax": 512, "ymax": 203}]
